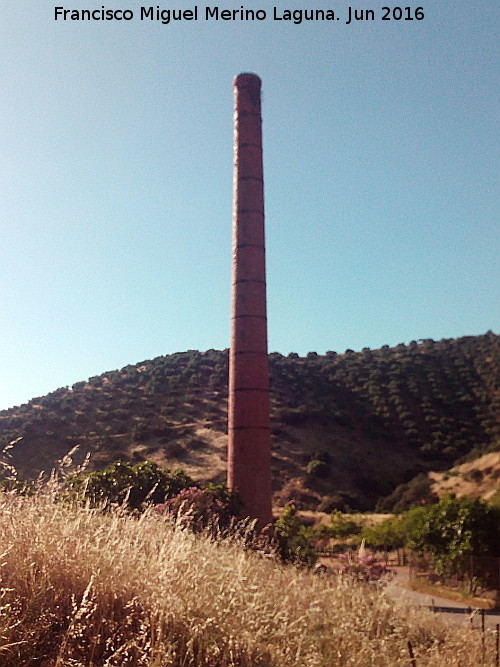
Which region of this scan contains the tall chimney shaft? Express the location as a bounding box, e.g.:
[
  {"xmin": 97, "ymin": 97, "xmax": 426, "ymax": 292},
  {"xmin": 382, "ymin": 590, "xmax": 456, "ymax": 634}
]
[{"xmin": 228, "ymin": 73, "xmax": 272, "ymax": 527}]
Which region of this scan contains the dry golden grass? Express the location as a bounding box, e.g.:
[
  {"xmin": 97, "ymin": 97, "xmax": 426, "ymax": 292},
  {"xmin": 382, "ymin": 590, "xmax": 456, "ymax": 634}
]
[
  {"xmin": 430, "ymin": 451, "xmax": 500, "ymax": 504},
  {"xmin": 0, "ymin": 488, "xmax": 495, "ymax": 666}
]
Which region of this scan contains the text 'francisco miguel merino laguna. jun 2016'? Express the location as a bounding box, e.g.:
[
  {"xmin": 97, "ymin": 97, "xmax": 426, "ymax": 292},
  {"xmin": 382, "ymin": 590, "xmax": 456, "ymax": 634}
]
[{"xmin": 54, "ymin": 5, "xmax": 426, "ymax": 25}]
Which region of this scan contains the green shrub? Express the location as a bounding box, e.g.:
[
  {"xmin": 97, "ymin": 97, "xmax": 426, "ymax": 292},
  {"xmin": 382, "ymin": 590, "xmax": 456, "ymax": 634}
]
[
  {"xmin": 317, "ymin": 494, "xmax": 347, "ymax": 513},
  {"xmin": 131, "ymin": 418, "xmax": 148, "ymax": 442},
  {"xmin": 462, "ymin": 469, "xmax": 483, "ymax": 483},
  {"xmin": 365, "ymin": 496, "xmax": 500, "ymax": 581},
  {"xmin": 274, "ymin": 504, "xmax": 317, "ymax": 567},
  {"xmin": 362, "ymin": 514, "xmax": 414, "ymax": 551},
  {"xmin": 306, "ymin": 458, "xmax": 329, "ymax": 478},
  {"xmin": 327, "ymin": 510, "xmax": 362, "ymax": 539},
  {"xmin": 407, "ymin": 495, "xmax": 500, "ymax": 575},
  {"xmin": 306, "ymin": 451, "xmax": 331, "ymax": 478},
  {"xmin": 66, "ymin": 460, "xmax": 195, "ymax": 510}
]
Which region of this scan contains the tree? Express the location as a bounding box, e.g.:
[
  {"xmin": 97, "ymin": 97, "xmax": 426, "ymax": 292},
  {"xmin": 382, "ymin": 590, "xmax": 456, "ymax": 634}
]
[
  {"xmin": 363, "ymin": 506, "xmax": 428, "ymax": 551},
  {"xmin": 327, "ymin": 510, "xmax": 362, "ymax": 539},
  {"xmin": 274, "ymin": 504, "xmax": 317, "ymax": 566},
  {"xmin": 66, "ymin": 461, "xmax": 195, "ymax": 510},
  {"xmin": 407, "ymin": 495, "xmax": 500, "ymax": 576}
]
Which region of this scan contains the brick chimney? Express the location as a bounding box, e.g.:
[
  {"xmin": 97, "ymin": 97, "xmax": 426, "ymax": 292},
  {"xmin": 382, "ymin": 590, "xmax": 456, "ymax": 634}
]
[{"xmin": 228, "ymin": 73, "xmax": 272, "ymax": 527}]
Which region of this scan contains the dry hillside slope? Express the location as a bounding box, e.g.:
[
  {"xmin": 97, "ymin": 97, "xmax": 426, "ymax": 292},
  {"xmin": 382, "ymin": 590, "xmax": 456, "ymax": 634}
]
[
  {"xmin": 430, "ymin": 451, "xmax": 500, "ymax": 505},
  {"xmin": 1, "ymin": 332, "xmax": 499, "ymax": 511}
]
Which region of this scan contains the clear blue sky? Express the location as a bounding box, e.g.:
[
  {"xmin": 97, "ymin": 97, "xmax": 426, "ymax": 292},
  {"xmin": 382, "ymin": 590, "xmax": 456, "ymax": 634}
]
[{"xmin": 1, "ymin": 0, "xmax": 498, "ymax": 410}]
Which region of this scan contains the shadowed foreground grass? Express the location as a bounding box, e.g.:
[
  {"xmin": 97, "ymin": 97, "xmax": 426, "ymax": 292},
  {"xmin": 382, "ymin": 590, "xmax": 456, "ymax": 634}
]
[{"xmin": 0, "ymin": 489, "xmax": 494, "ymax": 666}]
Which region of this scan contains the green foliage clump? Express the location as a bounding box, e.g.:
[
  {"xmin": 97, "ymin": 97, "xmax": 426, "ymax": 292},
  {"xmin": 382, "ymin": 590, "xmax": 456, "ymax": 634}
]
[
  {"xmin": 131, "ymin": 417, "xmax": 148, "ymax": 441},
  {"xmin": 317, "ymin": 493, "xmax": 360, "ymax": 513},
  {"xmin": 326, "ymin": 510, "xmax": 362, "ymax": 539},
  {"xmin": 67, "ymin": 460, "xmax": 195, "ymax": 510},
  {"xmin": 306, "ymin": 458, "xmax": 328, "ymax": 478},
  {"xmin": 305, "ymin": 451, "xmax": 331, "ymax": 478},
  {"xmin": 458, "ymin": 438, "xmax": 500, "ymax": 464},
  {"xmin": 407, "ymin": 495, "xmax": 500, "ymax": 574},
  {"xmin": 365, "ymin": 495, "xmax": 500, "ymax": 580},
  {"xmin": 489, "ymin": 488, "xmax": 500, "ymax": 509},
  {"xmin": 362, "ymin": 510, "xmax": 425, "ymax": 551},
  {"xmin": 274, "ymin": 504, "xmax": 317, "ymax": 567},
  {"xmin": 312, "ymin": 511, "xmax": 363, "ymax": 550}
]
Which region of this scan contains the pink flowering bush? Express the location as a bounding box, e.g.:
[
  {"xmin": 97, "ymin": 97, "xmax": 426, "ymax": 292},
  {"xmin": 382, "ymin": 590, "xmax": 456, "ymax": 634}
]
[
  {"xmin": 330, "ymin": 544, "xmax": 395, "ymax": 587},
  {"xmin": 155, "ymin": 484, "xmax": 242, "ymax": 535}
]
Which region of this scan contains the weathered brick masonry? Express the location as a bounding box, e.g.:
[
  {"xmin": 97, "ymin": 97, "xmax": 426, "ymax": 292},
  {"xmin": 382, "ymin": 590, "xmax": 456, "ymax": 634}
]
[{"xmin": 228, "ymin": 73, "xmax": 272, "ymax": 527}]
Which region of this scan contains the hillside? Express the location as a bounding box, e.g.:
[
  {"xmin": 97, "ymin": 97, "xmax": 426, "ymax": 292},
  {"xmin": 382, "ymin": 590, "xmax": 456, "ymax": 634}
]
[
  {"xmin": 429, "ymin": 451, "xmax": 500, "ymax": 506},
  {"xmin": 1, "ymin": 332, "xmax": 499, "ymax": 511}
]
